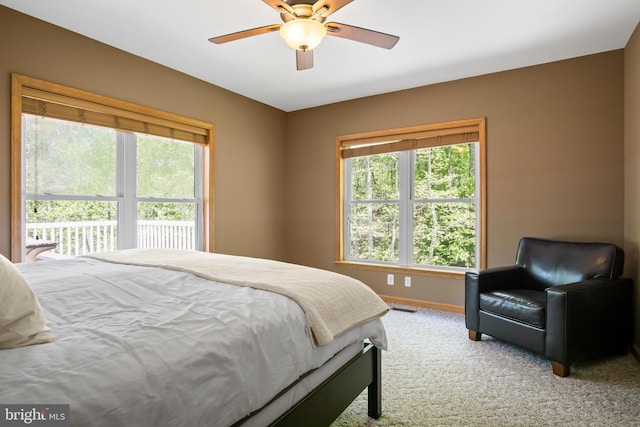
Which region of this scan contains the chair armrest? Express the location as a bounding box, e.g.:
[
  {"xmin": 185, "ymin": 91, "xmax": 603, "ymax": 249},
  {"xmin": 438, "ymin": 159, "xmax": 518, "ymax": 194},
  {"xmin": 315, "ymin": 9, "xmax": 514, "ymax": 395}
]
[
  {"xmin": 465, "ymin": 266, "xmax": 524, "ymax": 331},
  {"xmin": 545, "ymin": 277, "xmax": 634, "ymax": 364},
  {"xmin": 466, "ymin": 266, "xmax": 525, "ymax": 293}
]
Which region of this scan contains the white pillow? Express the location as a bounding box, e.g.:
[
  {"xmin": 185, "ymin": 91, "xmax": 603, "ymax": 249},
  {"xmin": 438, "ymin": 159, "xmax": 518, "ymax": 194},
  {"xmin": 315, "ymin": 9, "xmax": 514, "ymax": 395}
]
[{"xmin": 0, "ymin": 253, "xmax": 54, "ymax": 349}]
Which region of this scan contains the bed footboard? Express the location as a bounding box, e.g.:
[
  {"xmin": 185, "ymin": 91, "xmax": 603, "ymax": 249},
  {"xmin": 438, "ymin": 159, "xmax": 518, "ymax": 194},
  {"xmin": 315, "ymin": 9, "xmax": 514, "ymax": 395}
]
[{"xmin": 271, "ymin": 342, "xmax": 382, "ymax": 426}]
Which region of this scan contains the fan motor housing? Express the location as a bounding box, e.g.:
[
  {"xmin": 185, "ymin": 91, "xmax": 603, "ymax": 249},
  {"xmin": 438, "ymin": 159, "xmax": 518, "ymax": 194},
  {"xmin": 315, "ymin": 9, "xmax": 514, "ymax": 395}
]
[
  {"xmin": 281, "ymin": 3, "xmax": 326, "ymax": 23},
  {"xmin": 285, "ymin": 0, "xmax": 317, "ymax": 5}
]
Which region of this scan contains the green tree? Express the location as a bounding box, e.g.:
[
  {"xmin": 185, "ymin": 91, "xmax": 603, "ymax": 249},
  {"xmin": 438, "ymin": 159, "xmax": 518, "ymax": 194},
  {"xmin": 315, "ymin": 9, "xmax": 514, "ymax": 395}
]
[
  {"xmin": 136, "ymin": 135, "xmax": 195, "ymax": 198},
  {"xmin": 25, "ymin": 115, "xmax": 196, "ymax": 224},
  {"xmin": 25, "ymin": 115, "xmax": 116, "ymax": 196},
  {"xmin": 413, "ymin": 144, "xmax": 476, "ymax": 267},
  {"xmin": 348, "ymin": 143, "xmax": 477, "ymax": 268}
]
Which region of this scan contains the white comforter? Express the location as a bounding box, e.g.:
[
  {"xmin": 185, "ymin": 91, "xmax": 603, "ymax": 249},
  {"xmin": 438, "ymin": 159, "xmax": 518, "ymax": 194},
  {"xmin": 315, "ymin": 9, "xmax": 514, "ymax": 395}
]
[
  {"xmin": 0, "ymin": 258, "xmax": 387, "ymax": 427},
  {"xmin": 85, "ymin": 249, "xmax": 390, "ymax": 346}
]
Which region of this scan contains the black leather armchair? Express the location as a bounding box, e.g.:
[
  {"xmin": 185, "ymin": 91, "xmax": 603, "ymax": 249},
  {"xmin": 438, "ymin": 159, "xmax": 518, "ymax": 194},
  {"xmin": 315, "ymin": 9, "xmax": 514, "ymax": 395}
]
[{"xmin": 465, "ymin": 237, "xmax": 633, "ymax": 376}]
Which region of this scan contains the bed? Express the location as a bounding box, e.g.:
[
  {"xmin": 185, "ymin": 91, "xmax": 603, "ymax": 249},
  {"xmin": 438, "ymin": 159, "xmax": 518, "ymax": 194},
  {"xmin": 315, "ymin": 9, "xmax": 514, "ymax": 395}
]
[{"xmin": 0, "ymin": 249, "xmax": 388, "ymax": 426}]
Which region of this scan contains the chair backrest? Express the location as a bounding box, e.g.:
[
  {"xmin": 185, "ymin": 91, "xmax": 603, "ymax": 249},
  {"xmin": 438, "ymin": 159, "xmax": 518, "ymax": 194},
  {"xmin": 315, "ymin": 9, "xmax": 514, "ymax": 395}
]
[{"xmin": 515, "ymin": 237, "xmax": 625, "ymax": 290}]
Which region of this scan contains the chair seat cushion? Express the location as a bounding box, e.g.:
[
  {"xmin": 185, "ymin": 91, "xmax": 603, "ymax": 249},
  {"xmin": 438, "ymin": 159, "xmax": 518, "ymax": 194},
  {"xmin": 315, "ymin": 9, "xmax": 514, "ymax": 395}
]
[{"xmin": 479, "ymin": 290, "xmax": 546, "ymax": 328}]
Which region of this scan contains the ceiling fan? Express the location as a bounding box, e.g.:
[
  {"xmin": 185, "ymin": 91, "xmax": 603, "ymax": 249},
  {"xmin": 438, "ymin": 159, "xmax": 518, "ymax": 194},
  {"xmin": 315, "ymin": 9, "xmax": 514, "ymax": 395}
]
[{"xmin": 209, "ymin": 0, "xmax": 400, "ymax": 70}]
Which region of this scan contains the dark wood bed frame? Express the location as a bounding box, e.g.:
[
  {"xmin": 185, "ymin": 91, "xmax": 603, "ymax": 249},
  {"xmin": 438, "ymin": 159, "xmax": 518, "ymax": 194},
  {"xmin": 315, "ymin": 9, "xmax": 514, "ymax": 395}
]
[{"xmin": 233, "ymin": 342, "xmax": 382, "ymax": 426}]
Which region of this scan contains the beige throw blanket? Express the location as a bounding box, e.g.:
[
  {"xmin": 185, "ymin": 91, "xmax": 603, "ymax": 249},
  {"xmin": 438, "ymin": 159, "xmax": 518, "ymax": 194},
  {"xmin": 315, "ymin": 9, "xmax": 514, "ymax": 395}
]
[{"xmin": 85, "ymin": 249, "xmax": 388, "ymax": 346}]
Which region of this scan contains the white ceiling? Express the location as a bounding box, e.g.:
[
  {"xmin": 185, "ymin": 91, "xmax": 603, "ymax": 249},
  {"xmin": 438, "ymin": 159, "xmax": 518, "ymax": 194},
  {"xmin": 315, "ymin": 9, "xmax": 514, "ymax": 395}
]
[{"xmin": 2, "ymin": 0, "xmax": 640, "ymax": 112}]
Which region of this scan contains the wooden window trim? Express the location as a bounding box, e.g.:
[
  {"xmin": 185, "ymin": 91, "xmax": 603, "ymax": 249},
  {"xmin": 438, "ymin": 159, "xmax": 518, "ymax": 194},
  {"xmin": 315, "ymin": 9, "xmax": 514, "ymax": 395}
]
[
  {"xmin": 335, "ymin": 118, "xmax": 487, "ymax": 273},
  {"xmin": 10, "ymin": 73, "xmax": 215, "ymax": 261}
]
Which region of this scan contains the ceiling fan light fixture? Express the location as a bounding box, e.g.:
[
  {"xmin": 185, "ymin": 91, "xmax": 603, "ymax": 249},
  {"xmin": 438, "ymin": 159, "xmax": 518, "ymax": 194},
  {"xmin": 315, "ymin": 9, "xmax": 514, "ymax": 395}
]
[{"xmin": 279, "ymin": 19, "xmax": 327, "ymax": 51}]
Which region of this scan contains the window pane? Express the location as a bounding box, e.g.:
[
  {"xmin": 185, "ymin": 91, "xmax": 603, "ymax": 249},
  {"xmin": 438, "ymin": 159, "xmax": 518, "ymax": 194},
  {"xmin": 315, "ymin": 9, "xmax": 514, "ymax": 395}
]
[
  {"xmin": 24, "ymin": 115, "xmax": 116, "ymax": 196},
  {"xmin": 413, "ymin": 202, "xmax": 476, "ymax": 267},
  {"xmin": 350, "ymin": 153, "xmax": 399, "ymax": 200},
  {"xmin": 137, "ymin": 202, "xmax": 196, "ymax": 250},
  {"xmin": 414, "ymin": 143, "xmax": 475, "ymax": 200},
  {"xmin": 349, "ymin": 202, "xmax": 399, "ymax": 262},
  {"xmin": 26, "ymin": 200, "xmax": 118, "ymax": 257},
  {"xmin": 137, "ymin": 135, "xmax": 195, "ymax": 198}
]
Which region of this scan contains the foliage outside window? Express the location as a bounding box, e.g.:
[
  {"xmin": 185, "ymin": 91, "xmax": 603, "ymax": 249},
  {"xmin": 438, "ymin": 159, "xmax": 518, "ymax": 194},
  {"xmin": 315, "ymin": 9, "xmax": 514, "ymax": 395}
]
[
  {"xmin": 337, "ymin": 119, "xmax": 486, "ymax": 274},
  {"xmin": 24, "ymin": 115, "xmax": 201, "ymax": 256},
  {"xmin": 10, "ymin": 74, "xmax": 214, "ymax": 261}
]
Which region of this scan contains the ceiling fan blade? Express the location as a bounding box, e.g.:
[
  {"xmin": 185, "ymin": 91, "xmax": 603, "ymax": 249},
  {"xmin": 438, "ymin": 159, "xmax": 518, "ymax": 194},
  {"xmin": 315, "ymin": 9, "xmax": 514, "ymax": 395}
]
[
  {"xmin": 209, "ymin": 25, "xmax": 281, "ymax": 44},
  {"xmin": 312, "ymin": 0, "xmax": 353, "ymax": 17},
  {"xmin": 262, "ymin": 0, "xmax": 296, "ymax": 17},
  {"xmin": 325, "ymin": 22, "xmax": 399, "ymax": 49},
  {"xmin": 296, "ymin": 49, "xmax": 314, "ymax": 70}
]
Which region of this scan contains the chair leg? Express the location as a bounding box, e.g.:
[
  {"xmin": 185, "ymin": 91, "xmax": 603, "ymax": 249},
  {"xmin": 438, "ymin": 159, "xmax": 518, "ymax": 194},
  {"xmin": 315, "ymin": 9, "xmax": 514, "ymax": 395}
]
[
  {"xmin": 468, "ymin": 330, "xmax": 482, "ymax": 341},
  {"xmin": 551, "ymin": 361, "xmax": 570, "ymax": 377}
]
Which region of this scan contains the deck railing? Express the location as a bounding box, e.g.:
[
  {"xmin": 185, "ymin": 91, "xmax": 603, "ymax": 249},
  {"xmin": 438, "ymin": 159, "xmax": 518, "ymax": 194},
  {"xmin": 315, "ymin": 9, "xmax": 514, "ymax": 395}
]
[{"xmin": 26, "ymin": 220, "xmax": 195, "ymax": 257}]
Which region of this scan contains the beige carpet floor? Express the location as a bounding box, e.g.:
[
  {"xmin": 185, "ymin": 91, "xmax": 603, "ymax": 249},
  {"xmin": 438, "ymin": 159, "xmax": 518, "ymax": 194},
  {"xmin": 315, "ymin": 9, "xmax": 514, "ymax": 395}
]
[{"xmin": 331, "ymin": 307, "xmax": 640, "ymax": 426}]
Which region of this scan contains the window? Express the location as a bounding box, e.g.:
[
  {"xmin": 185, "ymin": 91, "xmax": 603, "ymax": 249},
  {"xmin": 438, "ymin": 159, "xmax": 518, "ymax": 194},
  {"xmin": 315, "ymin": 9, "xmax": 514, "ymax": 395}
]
[
  {"xmin": 24, "ymin": 115, "xmax": 202, "ymax": 255},
  {"xmin": 11, "ymin": 74, "xmax": 214, "ymax": 261},
  {"xmin": 337, "ymin": 119, "xmax": 486, "ymax": 275}
]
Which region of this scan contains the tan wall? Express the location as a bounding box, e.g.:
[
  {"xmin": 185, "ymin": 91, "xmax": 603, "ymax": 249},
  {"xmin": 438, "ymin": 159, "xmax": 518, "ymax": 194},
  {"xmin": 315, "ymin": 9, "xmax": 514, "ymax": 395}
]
[
  {"xmin": 1, "ymin": 7, "xmax": 633, "ymax": 320},
  {"xmin": 0, "ymin": 7, "xmax": 288, "ymax": 260},
  {"xmin": 285, "ymin": 51, "xmax": 625, "ymax": 307},
  {"xmin": 624, "ymin": 22, "xmax": 640, "ymax": 347}
]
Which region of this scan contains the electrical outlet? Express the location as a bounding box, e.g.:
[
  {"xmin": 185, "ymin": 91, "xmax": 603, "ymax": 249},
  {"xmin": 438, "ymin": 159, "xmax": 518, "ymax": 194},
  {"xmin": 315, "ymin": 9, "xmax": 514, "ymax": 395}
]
[
  {"xmin": 387, "ymin": 274, "xmax": 394, "ymax": 285},
  {"xmin": 404, "ymin": 276, "xmax": 411, "ymax": 287}
]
